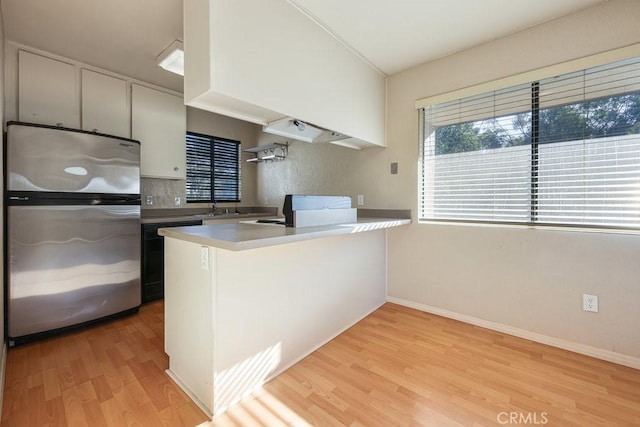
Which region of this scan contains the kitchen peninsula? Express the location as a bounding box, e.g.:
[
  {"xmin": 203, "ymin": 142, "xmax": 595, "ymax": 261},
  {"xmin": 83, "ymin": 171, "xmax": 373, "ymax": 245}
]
[{"xmin": 158, "ymin": 209, "xmax": 411, "ymax": 417}]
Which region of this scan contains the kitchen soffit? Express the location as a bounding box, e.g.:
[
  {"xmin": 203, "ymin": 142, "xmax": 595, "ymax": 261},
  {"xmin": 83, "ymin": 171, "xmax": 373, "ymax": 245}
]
[{"xmin": 1, "ymin": 0, "xmax": 604, "ymax": 92}]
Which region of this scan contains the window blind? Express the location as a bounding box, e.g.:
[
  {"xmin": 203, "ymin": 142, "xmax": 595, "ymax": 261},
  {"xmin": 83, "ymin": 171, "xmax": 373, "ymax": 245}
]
[
  {"xmin": 420, "ymin": 56, "xmax": 640, "ymax": 229},
  {"xmin": 186, "ymin": 132, "xmax": 241, "ymax": 203},
  {"xmin": 212, "ymin": 137, "xmax": 241, "ymax": 202}
]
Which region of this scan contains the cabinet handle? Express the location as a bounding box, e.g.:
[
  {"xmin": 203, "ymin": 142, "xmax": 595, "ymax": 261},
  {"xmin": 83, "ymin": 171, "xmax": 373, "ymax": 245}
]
[{"xmin": 174, "ymin": 166, "xmax": 179, "ymax": 171}]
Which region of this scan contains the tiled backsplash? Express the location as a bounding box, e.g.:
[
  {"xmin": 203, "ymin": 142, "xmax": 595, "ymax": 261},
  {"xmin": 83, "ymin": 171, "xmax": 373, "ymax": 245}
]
[
  {"xmin": 141, "ymin": 178, "xmax": 187, "ymax": 209},
  {"xmin": 141, "ymin": 177, "xmax": 242, "ymax": 209}
]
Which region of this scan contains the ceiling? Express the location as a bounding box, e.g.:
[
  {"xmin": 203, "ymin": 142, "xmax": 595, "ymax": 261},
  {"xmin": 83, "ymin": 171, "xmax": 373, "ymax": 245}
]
[
  {"xmin": 1, "ymin": 0, "xmax": 604, "ymax": 93},
  {"xmin": 289, "ymin": 0, "xmax": 605, "ymax": 76},
  {"xmin": 1, "ymin": 0, "xmax": 184, "ymax": 92}
]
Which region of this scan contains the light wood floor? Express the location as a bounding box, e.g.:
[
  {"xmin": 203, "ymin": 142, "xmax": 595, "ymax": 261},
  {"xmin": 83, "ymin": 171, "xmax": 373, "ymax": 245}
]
[
  {"xmin": 210, "ymin": 304, "xmax": 640, "ymax": 427},
  {"xmin": 3, "ymin": 301, "xmax": 640, "ymax": 426},
  {"xmin": 1, "ymin": 301, "xmax": 208, "ymax": 426}
]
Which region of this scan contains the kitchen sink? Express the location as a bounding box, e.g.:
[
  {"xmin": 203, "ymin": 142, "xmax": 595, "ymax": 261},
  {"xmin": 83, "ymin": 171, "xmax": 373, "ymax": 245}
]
[
  {"xmin": 188, "ymin": 212, "xmax": 250, "ymax": 219},
  {"xmin": 204, "ymin": 212, "xmax": 240, "ymax": 217},
  {"xmin": 141, "ymin": 207, "xmax": 279, "ymax": 224}
]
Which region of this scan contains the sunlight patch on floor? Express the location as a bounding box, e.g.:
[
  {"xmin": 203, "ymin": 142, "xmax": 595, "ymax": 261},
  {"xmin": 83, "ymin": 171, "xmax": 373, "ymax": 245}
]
[{"xmin": 197, "ymin": 388, "xmax": 312, "ymax": 427}]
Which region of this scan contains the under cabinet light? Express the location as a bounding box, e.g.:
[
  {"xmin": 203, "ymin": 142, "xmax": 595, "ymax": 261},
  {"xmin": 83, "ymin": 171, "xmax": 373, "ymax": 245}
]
[{"xmin": 157, "ymin": 40, "xmax": 184, "ymax": 76}]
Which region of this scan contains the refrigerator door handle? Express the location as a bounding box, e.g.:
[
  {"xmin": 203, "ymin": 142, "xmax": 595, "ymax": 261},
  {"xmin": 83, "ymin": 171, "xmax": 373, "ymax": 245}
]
[{"xmin": 6, "ymin": 191, "xmax": 141, "ymax": 206}]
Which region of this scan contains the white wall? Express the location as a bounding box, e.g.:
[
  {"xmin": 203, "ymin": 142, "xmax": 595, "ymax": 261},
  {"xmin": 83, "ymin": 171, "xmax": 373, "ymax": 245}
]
[
  {"xmin": 385, "ymin": 0, "xmax": 640, "ymax": 362},
  {"xmin": 0, "ymin": 2, "xmax": 7, "ymax": 409},
  {"xmin": 0, "ymin": 0, "xmax": 6, "ymax": 345},
  {"xmin": 256, "ymin": 0, "xmax": 640, "ymax": 364}
]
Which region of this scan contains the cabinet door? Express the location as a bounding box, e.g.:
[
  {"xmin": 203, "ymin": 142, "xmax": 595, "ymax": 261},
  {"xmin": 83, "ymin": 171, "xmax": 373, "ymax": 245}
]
[
  {"xmin": 18, "ymin": 50, "xmax": 79, "ymax": 128},
  {"xmin": 81, "ymin": 69, "xmax": 129, "ymax": 138},
  {"xmin": 132, "ymin": 84, "xmax": 186, "ymax": 179}
]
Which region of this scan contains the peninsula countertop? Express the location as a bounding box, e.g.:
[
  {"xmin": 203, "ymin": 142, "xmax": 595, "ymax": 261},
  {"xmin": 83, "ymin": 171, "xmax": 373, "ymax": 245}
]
[{"xmin": 157, "ymin": 209, "xmax": 411, "ymax": 251}]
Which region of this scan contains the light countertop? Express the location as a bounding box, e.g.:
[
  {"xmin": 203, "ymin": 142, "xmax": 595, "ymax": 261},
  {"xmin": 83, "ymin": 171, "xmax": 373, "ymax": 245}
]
[
  {"xmin": 158, "ymin": 210, "xmax": 411, "ymax": 251},
  {"xmin": 140, "ymin": 207, "xmax": 278, "ymax": 224}
]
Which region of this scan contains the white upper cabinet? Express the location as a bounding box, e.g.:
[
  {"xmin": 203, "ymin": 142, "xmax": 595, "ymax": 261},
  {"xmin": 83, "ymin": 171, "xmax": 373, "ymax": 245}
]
[
  {"xmin": 184, "ymin": 0, "xmax": 386, "ymax": 148},
  {"xmin": 132, "ymin": 84, "xmax": 186, "ymax": 179},
  {"xmin": 81, "ymin": 69, "xmax": 129, "ymax": 138},
  {"xmin": 18, "ymin": 50, "xmax": 80, "ymax": 128}
]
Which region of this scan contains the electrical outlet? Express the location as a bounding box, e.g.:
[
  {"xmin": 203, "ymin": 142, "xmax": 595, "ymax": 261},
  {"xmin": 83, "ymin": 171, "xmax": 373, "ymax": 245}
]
[
  {"xmin": 201, "ymin": 247, "xmax": 209, "ymax": 270},
  {"xmin": 583, "ymin": 294, "xmax": 598, "ymax": 312},
  {"xmin": 146, "ymin": 195, "xmax": 154, "ymax": 206},
  {"xmin": 357, "ymin": 195, "xmax": 364, "ymax": 206},
  {"xmin": 174, "ymin": 196, "xmax": 181, "ymax": 206}
]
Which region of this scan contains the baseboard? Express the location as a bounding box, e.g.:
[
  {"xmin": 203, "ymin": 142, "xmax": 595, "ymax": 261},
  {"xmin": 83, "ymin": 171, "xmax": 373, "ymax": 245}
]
[
  {"xmin": 387, "ymin": 296, "xmax": 640, "ymax": 370},
  {"xmin": 172, "ymin": 300, "xmax": 387, "ymax": 420},
  {"xmin": 265, "ymin": 300, "xmax": 387, "ymax": 384},
  {"xmin": 211, "ymin": 300, "xmax": 386, "ymax": 417},
  {"xmin": 165, "ymin": 368, "xmax": 213, "ymax": 419},
  {"xmin": 0, "ymin": 342, "xmax": 7, "ymax": 412}
]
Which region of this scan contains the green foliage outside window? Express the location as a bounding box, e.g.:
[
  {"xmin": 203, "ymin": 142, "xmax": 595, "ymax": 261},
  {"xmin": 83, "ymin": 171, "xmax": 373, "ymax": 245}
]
[{"xmin": 435, "ymin": 94, "xmax": 640, "ymax": 154}]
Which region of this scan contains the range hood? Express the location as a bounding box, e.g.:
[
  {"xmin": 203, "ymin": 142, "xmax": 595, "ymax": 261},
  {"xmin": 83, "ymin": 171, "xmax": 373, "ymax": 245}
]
[{"xmin": 263, "ymin": 117, "xmax": 351, "ymax": 144}]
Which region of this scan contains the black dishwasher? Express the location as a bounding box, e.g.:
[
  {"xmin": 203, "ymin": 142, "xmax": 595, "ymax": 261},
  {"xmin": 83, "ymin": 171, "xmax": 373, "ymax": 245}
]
[{"xmin": 141, "ymin": 220, "xmax": 201, "ymax": 303}]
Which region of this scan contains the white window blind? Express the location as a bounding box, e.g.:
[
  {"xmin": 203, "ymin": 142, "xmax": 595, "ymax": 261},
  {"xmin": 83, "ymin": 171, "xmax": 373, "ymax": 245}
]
[
  {"xmin": 186, "ymin": 132, "xmax": 241, "ymax": 203},
  {"xmin": 420, "ymin": 56, "xmax": 640, "ymax": 229}
]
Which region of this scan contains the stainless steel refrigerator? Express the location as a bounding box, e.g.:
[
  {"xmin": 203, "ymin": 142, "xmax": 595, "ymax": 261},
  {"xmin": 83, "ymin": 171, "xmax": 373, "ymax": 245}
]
[{"xmin": 5, "ymin": 122, "xmax": 141, "ymax": 345}]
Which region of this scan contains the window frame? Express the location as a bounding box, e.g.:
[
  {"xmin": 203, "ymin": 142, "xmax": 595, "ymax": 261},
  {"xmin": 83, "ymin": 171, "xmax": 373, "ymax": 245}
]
[
  {"xmin": 418, "ymin": 57, "xmax": 640, "ymax": 233},
  {"xmin": 185, "ymin": 131, "xmax": 241, "ymax": 204}
]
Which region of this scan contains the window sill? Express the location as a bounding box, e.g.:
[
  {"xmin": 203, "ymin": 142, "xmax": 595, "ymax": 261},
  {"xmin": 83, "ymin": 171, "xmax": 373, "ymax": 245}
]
[{"xmin": 417, "ymin": 219, "xmax": 640, "ymax": 236}]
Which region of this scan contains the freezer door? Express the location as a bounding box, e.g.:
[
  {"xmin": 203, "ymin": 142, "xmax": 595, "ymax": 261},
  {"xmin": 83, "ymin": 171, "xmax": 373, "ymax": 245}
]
[
  {"xmin": 6, "ymin": 123, "xmax": 139, "ymax": 194},
  {"xmin": 7, "ymin": 205, "xmax": 141, "ymax": 338}
]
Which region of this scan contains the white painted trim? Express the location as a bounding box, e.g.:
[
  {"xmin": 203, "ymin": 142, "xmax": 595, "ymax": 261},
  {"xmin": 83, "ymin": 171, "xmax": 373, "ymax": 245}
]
[
  {"xmin": 387, "ymin": 296, "xmax": 640, "ymax": 370},
  {"xmin": 208, "ymin": 300, "xmax": 386, "ymax": 418},
  {"xmin": 260, "ymin": 301, "xmax": 384, "ymax": 386},
  {"xmin": 165, "ymin": 369, "xmax": 213, "ymax": 419},
  {"xmin": 0, "ymin": 343, "xmax": 7, "ymax": 412},
  {"xmin": 415, "ymin": 43, "xmax": 640, "ymax": 109},
  {"xmin": 285, "ymin": 0, "xmax": 386, "ymax": 77}
]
